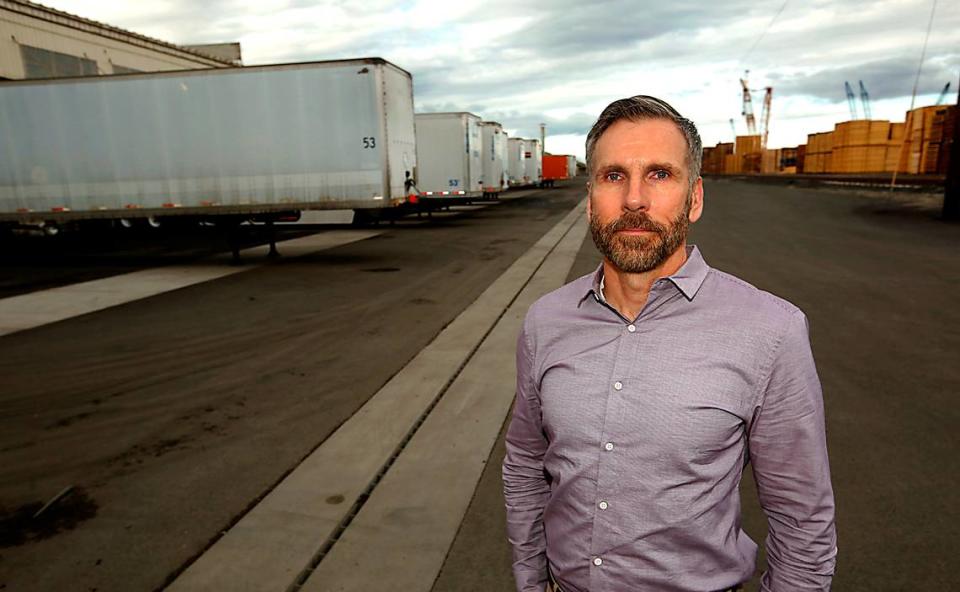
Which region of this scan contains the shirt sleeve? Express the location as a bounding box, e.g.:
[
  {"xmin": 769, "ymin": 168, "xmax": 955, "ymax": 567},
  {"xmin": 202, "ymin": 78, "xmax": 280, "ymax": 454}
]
[
  {"xmin": 749, "ymin": 310, "xmax": 838, "ymax": 591},
  {"xmin": 502, "ymin": 315, "xmax": 551, "ymax": 592}
]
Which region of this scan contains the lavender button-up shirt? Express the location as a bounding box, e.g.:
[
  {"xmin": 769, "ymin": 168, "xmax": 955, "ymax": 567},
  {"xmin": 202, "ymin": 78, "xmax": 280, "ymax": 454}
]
[{"xmin": 502, "ymin": 246, "xmax": 837, "ymax": 592}]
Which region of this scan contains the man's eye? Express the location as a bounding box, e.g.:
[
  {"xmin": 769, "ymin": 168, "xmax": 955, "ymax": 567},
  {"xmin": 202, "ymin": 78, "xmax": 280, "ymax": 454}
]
[
  {"xmin": 653, "ymin": 170, "xmax": 669, "ymax": 180},
  {"xmin": 605, "ymin": 172, "xmax": 624, "ymax": 182}
]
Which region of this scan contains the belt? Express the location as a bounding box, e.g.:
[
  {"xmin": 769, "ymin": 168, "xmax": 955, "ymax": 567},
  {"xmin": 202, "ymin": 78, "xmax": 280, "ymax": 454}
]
[{"xmin": 547, "ymin": 571, "xmax": 742, "ymax": 592}]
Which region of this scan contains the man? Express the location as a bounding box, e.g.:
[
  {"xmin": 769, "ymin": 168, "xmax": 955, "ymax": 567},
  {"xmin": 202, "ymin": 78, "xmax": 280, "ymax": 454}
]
[{"xmin": 502, "ymin": 96, "xmax": 837, "ymax": 592}]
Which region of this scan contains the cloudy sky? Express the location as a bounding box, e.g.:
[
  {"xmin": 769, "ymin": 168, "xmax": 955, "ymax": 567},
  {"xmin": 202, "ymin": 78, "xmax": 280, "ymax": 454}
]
[{"xmin": 44, "ymin": 0, "xmax": 959, "ymax": 159}]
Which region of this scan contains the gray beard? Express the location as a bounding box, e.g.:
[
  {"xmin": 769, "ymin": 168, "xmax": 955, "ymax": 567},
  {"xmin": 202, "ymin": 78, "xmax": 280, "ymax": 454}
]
[{"xmin": 589, "ymin": 201, "xmax": 690, "ymax": 274}]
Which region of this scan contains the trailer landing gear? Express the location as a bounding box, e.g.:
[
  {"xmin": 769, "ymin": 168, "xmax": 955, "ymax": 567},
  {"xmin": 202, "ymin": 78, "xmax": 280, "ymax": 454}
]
[{"xmin": 265, "ymin": 219, "xmax": 280, "ymax": 259}]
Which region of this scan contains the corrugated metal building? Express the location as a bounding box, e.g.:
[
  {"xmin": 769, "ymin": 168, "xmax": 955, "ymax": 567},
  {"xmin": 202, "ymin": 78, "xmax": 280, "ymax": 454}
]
[{"xmin": 0, "ymin": 0, "xmax": 236, "ymax": 80}]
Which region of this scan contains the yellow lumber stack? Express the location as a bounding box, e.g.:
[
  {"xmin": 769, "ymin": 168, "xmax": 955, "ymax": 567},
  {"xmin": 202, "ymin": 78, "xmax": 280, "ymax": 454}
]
[
  {"xmin": 831, "ymin": 120, "xmax": 890, "ymax": 173},
  {"xmin": 804, "ymin": 131, "xmax": 834, "ymax": 173},
  {"xmin": 885, "ymin": 123, "xmax": 906, "ymax": 172},
  {"xmin": 761, "ymin": 148, "xmax": 782, "ymax": 174},
  {"xmin": 735, "ymin": 135, "xmax": 762, "ymax": 173},
  {"xmin": 889, "ymin": 105, "xmax": 956, "ymax": 174},
  {"xmin": 723, "ymin": 153, "xmax": 741, "ymax": 174},
  {"xmin": 702, "ymin": 142, "xmax": 733, "ymax": 174},
  {"xmin": 924, "ymin": 106, "xmax": 955, "ymax": 174}
]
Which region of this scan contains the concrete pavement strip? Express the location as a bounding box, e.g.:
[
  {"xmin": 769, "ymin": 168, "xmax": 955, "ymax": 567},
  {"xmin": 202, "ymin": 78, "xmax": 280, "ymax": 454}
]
[
  {"xmin": 300, "ymin": 203, "xmax": 588, "ymax": 591},
  {"xmin": 166, "ymin": 199, "xmax": 586, "ymax": 592},
  {"xmin": 0, "ymin": 230, "xmax": 380, "ymax": 337}
]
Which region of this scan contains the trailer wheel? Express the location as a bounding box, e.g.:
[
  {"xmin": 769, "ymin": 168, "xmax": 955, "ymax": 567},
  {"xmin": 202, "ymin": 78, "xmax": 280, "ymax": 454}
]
[{"xmin": 352, "ymin": 209, "xmax": 380, "ymax": 227}]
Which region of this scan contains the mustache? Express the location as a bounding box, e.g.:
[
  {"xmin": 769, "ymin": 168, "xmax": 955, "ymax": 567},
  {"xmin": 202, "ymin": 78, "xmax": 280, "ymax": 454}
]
[{"xmin": 603, "ymin": 211, "xmax": 667, "ymax": 234}]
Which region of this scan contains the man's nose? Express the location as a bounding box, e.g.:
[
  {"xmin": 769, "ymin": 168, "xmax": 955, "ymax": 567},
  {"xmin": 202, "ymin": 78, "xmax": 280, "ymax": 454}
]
[{"xmin": 623, "ymin": 175, "xmax": 650, "ymax": 211}]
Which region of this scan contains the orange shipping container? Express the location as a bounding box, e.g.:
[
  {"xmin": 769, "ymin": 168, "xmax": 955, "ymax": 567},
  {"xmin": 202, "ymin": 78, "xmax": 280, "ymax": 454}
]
[{"xmin": 541, "ymin": 154, "xmax": 570, "ymax": 181}]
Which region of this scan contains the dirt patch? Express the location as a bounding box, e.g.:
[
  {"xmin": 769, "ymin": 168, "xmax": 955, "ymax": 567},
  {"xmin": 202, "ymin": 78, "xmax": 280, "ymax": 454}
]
[{"xmin": 0, "ymin": 487, "xmax": 98, "ymax": 548}]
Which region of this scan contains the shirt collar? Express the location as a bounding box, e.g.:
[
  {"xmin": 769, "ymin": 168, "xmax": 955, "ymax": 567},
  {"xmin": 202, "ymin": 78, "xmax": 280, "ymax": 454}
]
[{"xmin": 583, "ymin": 245, "xmax": 710, "ymax": 304}]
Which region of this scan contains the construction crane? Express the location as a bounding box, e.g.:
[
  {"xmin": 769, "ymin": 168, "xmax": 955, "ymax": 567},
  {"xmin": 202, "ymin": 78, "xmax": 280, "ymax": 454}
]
[
  {"xmin": 859, "ymin": 80, "xmax": 872, "ymax": 119},
  {"xmin": 759, "ymin": 87, "xmax": 773, "ymax": 149},
  {"xmin": 740, "ymin": 71, "xmax": 757, "ymax": 135},
  {"xmin": 740, "ymin": 72, "xmax": 773, "ymax": 148},
  {"xmin": 728, "ymin": 118, "xmax": 737, "ymax": 140},
  {"xmin": 936, "ymin": 82, "xmax": 952, "ymax": 105},
  {"xmin": 844, "ymin": 81, "xmax": 859, "ymax": 119}
]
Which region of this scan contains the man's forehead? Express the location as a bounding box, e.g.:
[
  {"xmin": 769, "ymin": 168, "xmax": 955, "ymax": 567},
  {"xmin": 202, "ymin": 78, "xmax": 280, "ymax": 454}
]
[{"xmin": 594, "ymin": 118, "xmax": 687, "ymax": 163}]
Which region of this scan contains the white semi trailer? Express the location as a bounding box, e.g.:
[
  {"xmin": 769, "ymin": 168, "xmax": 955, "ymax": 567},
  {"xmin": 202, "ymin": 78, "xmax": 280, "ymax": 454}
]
[
  {"xmin": 523, "ymin": 139, "xmax": 543, "ymax": 187},
  {"xmin": 0, "ymin": 58, "xmax": 417, "ymax": 237},
  {"xmin": 507, "ymin": 137, "xmax": 526, "ymax": 187},
  {"xmin": 413, "ymin": 112, "xmax": 483, "ymax": 203},
  {"xmin": 567, "ymin": 155, "xmax": 578, "ymax": 178},
  {"xmin": 479, "ymin": 121, "xmax": 507, "ymax": 198}
]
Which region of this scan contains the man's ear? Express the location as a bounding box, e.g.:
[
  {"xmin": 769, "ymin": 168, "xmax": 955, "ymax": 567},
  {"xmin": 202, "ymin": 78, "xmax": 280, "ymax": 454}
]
[{"xmin": 688, "ymin": 177, "xmax": 704, "ymax": 223}]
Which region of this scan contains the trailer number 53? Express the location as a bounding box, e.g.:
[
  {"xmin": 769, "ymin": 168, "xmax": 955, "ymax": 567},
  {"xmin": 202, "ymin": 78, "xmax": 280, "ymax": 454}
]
[{"xmin": 362, "ymin": 137, "xmax": 376, "ymax": 149}]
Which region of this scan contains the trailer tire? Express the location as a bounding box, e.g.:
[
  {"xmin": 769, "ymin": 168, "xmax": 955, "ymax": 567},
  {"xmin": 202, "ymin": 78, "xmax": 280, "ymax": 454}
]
[{"xmin": 352, "ymin": 209, "xmax": 379, "ymax": 227}]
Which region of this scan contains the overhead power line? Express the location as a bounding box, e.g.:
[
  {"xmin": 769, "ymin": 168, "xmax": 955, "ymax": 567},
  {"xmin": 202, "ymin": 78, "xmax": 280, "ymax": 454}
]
[{"xmin": 739, "ymin": 0, "xmax": 789, "ymax": 66}]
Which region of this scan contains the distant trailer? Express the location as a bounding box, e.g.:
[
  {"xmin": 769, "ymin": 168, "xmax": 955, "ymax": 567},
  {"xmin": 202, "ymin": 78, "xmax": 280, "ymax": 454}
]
[
  {"xmin": 541, "ymin": 154, "xmax": 571, "ymax": 188},
  {"xmin": 566, "ymin": 155, "xmax": 578, "ymax": 178},
  {"xmin": 0, "ymin": 58, "xmax": 417, "ymax": 231},
  {"xmin": 479, "ymin": 121, "xmax": 507, "ymax": 198},
  {"xmin": 414, "ymin": 112, "xmax": 483, "ymax": 203},
  {"xmin": 523, "ymin": 139, "xmax": 543, "ymax": 188},
  {"xmin": 507, "ymin": 137, "xmax": 526, "ymax": 187}
]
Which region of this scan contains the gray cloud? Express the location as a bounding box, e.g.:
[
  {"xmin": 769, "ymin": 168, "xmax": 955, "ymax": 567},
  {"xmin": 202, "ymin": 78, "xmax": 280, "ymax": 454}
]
[
  {"xmin": 769, "ymin": 54, "xmax": 960, "ymax": 102},
  {"xmin": 461, "ymin": 0, "xmax": 762, "ymax": 57}
]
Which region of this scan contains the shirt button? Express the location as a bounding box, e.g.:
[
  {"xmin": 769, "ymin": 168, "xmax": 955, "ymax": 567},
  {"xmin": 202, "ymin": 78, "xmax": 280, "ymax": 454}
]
[
  {"xmin": 593, "ymin": 557, "xmax": 603, "ymax": 566},
  {"xmin": 604, "ymin": 442, "xmax": 614, "ymax": 451},
  {"xmin": 613, "ymin": 381, "xmax": 623, "ymax": 391},
  {"xmin": 627, "ymin": 324, "xmax": 636, "ymax": 333},
  {"xmin": 598, "ymin": 501, "xmax": 608, "ymax": 510}
]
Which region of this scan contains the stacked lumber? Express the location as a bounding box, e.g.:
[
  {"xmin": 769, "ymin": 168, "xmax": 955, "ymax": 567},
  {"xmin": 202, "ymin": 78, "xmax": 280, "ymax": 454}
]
[
  {"xmin": 735, "ymin": 135, "xmax": 762, "ymax": 173},
  {"xmin": 702, "ymin": 142, "xmax": 733, "ymax": 174},
  {"xmin": 830, "ymin": 120, "xmax": 890, "ymax": 173},
  {"xmin": 804, "ymin": 131, "xmax": 834, "ymax": 173}
]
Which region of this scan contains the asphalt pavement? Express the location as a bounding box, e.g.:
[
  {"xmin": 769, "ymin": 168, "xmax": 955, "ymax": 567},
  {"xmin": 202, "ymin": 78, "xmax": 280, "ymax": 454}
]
[{"xmin": 0, "ymin": 187, "xmax": 582, "ymax": 591}]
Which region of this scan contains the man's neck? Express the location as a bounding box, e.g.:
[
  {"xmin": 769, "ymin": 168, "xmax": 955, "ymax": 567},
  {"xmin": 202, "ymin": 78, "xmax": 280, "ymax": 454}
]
[{"xmin": 602, "ymin": 244, "xmax": 689, "ymax": 321}]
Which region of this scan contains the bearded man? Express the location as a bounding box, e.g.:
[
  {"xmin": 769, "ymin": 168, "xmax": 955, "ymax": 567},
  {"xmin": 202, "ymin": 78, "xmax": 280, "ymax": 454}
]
[{"xmin": 502, "ymin": 96, "xmax": 837, "ymax": 592}]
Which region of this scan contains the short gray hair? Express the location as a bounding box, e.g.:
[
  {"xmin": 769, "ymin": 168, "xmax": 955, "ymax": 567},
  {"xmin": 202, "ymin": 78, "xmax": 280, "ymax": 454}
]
[{"xmin": 585, "ymin": 95, "xmax": 702, "ymax": 186}]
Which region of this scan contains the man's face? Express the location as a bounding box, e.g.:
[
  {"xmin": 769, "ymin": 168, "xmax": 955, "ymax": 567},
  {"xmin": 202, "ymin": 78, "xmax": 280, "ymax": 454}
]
[{"xmin": 587, "ymin": 118, "xmax": 703, "ymax": 274}]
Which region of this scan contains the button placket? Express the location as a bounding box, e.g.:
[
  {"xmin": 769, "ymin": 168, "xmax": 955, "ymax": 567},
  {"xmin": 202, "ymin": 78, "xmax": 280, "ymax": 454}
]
[{"xmin": 590, "ymin": 318, "xmax": 634, "ymax": 567}]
